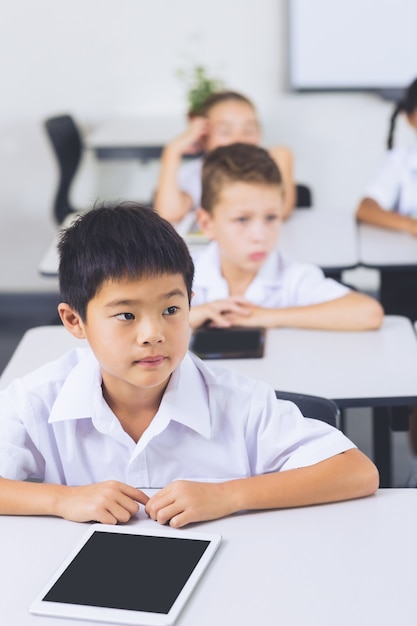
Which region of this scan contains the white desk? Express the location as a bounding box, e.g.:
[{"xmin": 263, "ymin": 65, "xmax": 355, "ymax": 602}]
[
  {"xmin": 359, "ymin": 223, "xmax": 417, "ymax": 269},
  {"xmin": 0, "ymin": 489, "xmax": 415, "ymax": 626},
  {"xmin": 2, "ymin": 317, "xmax": 417, "ymax": 488},
  {"xmin": 2, "ymin": 318, "xmax": 414, "ymax": 408},
  {"xmin": 38, "ymin": 209, "xmax": 359, "ymax": 277},
  {"xmin": 279, "ymin": 208, "xmax": 358, "ymax": 272},
  {"xmin": 87, "ymin": 117, "xmax": 186, "ymax": 161}
]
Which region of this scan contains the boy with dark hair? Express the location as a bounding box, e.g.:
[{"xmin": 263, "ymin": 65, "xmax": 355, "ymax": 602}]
[
  {"xmin": 0, "ymin": 202, "xmax": 378, "ymax": 527},
  {"xmin": 190, "ymin": 143, "xmax": 384, "ymax": 331}
]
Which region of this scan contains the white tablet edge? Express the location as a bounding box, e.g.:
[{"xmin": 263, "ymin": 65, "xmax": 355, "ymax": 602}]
[{"xmin": 29, "ymin": 523, "xmax": 222, "ymax": 626}]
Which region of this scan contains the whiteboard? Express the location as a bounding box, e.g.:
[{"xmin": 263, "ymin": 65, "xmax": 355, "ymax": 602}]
[{"xmin": 289, "ymin": 0, "xmax": 417, "ymax": 91}]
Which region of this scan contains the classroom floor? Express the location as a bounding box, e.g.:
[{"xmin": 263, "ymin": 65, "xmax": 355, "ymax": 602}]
[{"xmin": 0, "ymin": 218, "xmax": 415, "ymax": 488}]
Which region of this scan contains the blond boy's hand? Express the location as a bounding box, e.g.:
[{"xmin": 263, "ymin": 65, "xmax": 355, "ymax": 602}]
[
  {"xmin": 190, "ymin": 297, "xmax": 251, "ymax": 329},
  {"xmin": 56, "ymin": 481, "xmax": 149, "ymax": 525},
  {"xmin": 145, "ymin": 481, "xmax": 232, "ymax": 528},
  {"xmin": 222, "ymin": 303, "xmax": 275, "ymax": 328}
]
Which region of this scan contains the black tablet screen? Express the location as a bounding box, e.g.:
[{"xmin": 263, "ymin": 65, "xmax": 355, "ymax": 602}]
[
  {"xmin": 190, "ymin": 327, "xmax": 265, "ymax": 359},
  {"xmin": 43, "ymin": 531, "xmax": 210, "ymax": 615}
]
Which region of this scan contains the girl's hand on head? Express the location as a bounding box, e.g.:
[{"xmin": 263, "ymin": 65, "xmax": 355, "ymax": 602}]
[
  {"xmin": 145, "ymin": 480, "xmax": 233, "ymax": 528},
  {"xmin": 56, "ymin": 481, "xmax": 149, "ymax": 524},
  {"xmin": 168, "ymin": 117, "xmax": 209, "ymax": 156}
]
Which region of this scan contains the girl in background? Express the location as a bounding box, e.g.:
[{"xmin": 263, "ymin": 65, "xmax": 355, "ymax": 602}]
[
  {"xmin": 356, "ymin": 77, "xmax": 417, "ymax": 485},
  {"xmin": 356, "ymin": 77, "xmax": 417, "ymax": 237},
  {"xmin": 154, "ymin": 90, "xmax": 295, "ymax": 225}
]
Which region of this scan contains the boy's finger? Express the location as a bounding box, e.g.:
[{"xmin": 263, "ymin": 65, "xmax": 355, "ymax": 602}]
[{"xmin": 132, "ymin": 488, "xmax": 150, "ymax": 504}]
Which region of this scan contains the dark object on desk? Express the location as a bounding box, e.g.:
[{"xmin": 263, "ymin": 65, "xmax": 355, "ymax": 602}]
[
  {"xmin": 44, "ymin": 115, "xmax": 83, "ymax": 225},
  {"xmin": 30, "ymin": 524, "xmax": 221, "ymax": 625},
  {"xmin": 190, "ymin": 326, "xmax": 265, "ymax": 359},
  {"xmin": 275, "ymin": 390, "xmax": 339, "ymax": 428},
  {"xmin": 379, "ymin": 268, "xmax": 417, "ymax": 323},
  {"xmin": 295, "ymin": 183, "xmax": 313, "ymax": 208}
]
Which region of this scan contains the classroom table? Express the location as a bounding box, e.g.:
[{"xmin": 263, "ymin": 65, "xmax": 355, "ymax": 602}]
[
  {"xmin": 38, "ymin": 209, "xmax": 359, "ymax": 277},
  {"xmin": 86, "ymin": 117, "xmax": 186, "ymax": 161},
  {"xmin": 278, "ymin": 208, "xmax": 358, "ymax": 273},
  {"xmin": 2, "ymin": 317, "xmax": 417, "ymax": 487},
  {"xmin": 358, "ymin": 222, "xmax": 417, "ymax": 269},
  {"xmin": 0, "ymin": 489, "xmax": 415, "ymax": 626}
]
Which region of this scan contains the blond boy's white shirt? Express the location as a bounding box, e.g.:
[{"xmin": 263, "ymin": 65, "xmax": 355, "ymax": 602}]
[
  {"xmin": 364, "ymin": 139, "xmax": 417, "ymax": 216},
  {"xmin": 0, "ymin": 348, "xmax": 354, "ymax": 487},
  {"xmin": 191, "ymin": 242, "xmax": 349, "ymax": 308}
]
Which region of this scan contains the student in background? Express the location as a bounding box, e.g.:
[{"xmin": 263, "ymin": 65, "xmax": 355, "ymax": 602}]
[
  {"xmin": 356, "ymin": 77, "xmax": 417, "ymax": 483},
  {"xmin": 0, "ymin": 202, "xmax": 379, "ymax": 525},
  {"xmin": 190, "ymin": 143, "xmax": 383, "ymax": 331},
  {"xmin": 356, "ymin": 78, "xmax": 417, "ymax": 320},
  {"xmin": 154, "ymin": 90, "xmax": 295, "ymax": 225},
  {"xmin": 356, "ymin": 77, "xmax": 417, "ymax": 238}
]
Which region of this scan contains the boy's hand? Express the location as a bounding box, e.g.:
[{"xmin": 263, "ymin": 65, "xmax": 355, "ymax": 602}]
[
  {"xmin": 222, "ymin": 303, "xmax": 276, "ymax": 328},
  {"xmin": 57, "ymin": 481, "xmax": 149, "ymax": 524},
  {"xmin": 190, "ymin": 297, "xmax": 251, "ymax": 329},
  {"xmin": 145, "ymin": 481, "xmax": 232, "ymax": 528}
]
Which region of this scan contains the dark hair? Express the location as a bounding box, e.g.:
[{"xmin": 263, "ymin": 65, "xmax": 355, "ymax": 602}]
[
  {"xmin": 387, "ymin": 77, "xmax": 417, "ymax": 149},
  {"xmin": 197, "ymin": 90, "xmax": 256, "ymax": 117},
  {"xmin": 58, "ymin": 202, "xmax": 194, "ymax": 320},
  {"xmin": 201, "ymin": 143, "xmax": 283, "ymax": 213}
]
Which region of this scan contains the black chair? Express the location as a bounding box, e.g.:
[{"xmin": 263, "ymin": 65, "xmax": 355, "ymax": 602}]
[
  {"xmin": 44, "ymin": 115, "xmax": 83, "ymax": 225},
  {"xmin": 275, "ymin": 390, "xmax": 339, "ymax": 428},
  {"xmin": 295, "ymin": 183, "xmax": 313, "ymax": 209}
]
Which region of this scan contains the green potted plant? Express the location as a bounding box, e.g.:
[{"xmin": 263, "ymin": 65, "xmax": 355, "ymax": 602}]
[{"xmin": 178, "ymin": 65, "xmax": 224, "ymax": 117}]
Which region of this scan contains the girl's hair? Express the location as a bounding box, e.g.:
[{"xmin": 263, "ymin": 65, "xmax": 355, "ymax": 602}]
[
  {"xmin": 58, "ymin": 202, "xmax": 194, "ymax": 320},
  {"xmin": 387, "ymin": 77, "xmax": 417, "ymax": 149},
  {"xmin": 197, "ymin": 90, "xmax": 255, "ymax": 117}
]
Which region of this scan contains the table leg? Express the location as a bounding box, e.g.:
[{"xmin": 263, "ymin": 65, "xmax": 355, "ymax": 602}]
[{"xmin": 372, "ymin": 407, "xmax": 392, "ymax": 488}]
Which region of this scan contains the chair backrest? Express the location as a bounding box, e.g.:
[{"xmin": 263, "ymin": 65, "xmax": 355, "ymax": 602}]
[
  {"xmin": 295, "ymin": 183, "xmax": 313, "ymax": 209},
  {"xmin": 44, "ymin": 115, "xmax": 83, "ymax": 224},
  {"xmin": 275, "ymin": 390, "xmax": 339, "ymax": 428}
]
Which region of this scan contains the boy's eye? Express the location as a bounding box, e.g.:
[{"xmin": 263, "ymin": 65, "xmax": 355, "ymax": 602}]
[
  {"xmin": 235, "ymin": 216, "xmax": 249, "ymax": 223},
  {"xmin": 266, "ymin": 214, "xmax": 280, "ymax": 222},
  {"xmin": 115, "ymin": 312, "xmax": 135, "ymax": 321},
  {"xmin": 163, "ymin": 305, "xmax": 179, "ymax": 316}
]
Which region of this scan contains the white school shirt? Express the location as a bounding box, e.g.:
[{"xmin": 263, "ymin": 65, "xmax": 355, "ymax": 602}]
[
  {"xmin": 178, "ymin": 157, "xmax": 203, "ymax": 210},
  {"xmin": 364, "ymin": 141, "xmax": 417, "ymax": 216},
  {"xmin": 0, "ymin": 348, "xmax": 354, "ymax": 487},
  {"xmin": 191, "ymin": 242, "xmax": 349, "ymax": 308}
]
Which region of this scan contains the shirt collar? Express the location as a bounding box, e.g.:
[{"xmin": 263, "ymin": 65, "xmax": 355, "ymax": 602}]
[
  {"xmin": 158, "ymin": 352, "xmax": 211, "ymax": 438},
  {"xmin": 49, "ymin": 349, "xmax": 211, "ymax": 439},
  {"xmin": 194, "ymin": 242, "xmax": 225, "ymax": 289},
  {"xmin": 49, "ymin": 349, "xmax": 102, "ymax": 424}
]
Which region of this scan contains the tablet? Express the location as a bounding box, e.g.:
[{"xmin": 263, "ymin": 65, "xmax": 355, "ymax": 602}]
[
  {"xmin": 29, "ymin": 523, "xmax": 221, "ymax": 626},
  {"xmin": 190, "ymin": 326, "xmax": 265, "ymax": 359}
]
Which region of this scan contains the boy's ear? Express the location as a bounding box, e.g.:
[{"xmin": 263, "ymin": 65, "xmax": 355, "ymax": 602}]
[
  {"xmin": 196, "ymin": 207, "xmax": 215, "ymax": 238},
  {"xmin": 58, "ymin": 303, "xmax": 87, "ymax": 339}
]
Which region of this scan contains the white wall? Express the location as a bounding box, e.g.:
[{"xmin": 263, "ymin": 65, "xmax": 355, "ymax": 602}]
[{"xmin": 0, "ymin": 1, "xmax": 414, "ymax": 223}]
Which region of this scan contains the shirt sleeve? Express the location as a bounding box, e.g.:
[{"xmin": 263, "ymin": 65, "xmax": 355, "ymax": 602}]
[
  {"xmin": 245, "ymin": 382, "xmax": 355, "ymax": 475},
  {"xmin": 363, "ymin": 150, "xmax": 402, "ymax": 210},
  {"xmin": 0, "ymin": 379, "xmax": 46, "ymax": 481},
  {"xmin": 284, "ymin": 261, "xmax": 350, "ymax": 306}
]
